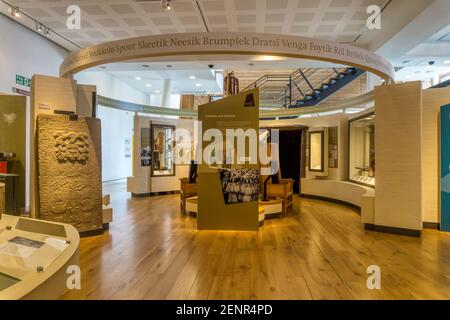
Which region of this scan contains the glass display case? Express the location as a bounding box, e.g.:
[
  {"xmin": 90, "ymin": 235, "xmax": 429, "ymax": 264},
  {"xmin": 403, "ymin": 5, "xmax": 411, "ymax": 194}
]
[
  {"xmin": 348, "ymin": 113, "xmax": 375, "ymax": 187},
  {"xmin": 151, "ymin": 124, "xmax": 175, "ymax": 176},
  {"xmin": 308, "ymin": 131, "xmax": 325, "ymax": 172}
]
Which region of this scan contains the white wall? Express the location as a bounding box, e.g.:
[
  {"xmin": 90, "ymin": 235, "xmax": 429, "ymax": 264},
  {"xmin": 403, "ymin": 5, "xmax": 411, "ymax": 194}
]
[
  {"xmin": 97, "ymin": 106, "xmax": 134, "ymax": 182},
  {"xmin": 0, "ymin": 15, "xmax": 69, "ymax": 210},
  {"xmin": 75, "ymin": 71, "xmax": 148, "ymax": 182},
  {"xmin": 260, "ymin": 113, "xmax": 348, "ymax": 181},
  {"xmin": 0, "ymin": 15, "xmax": 68, "ymax": 94},
  {"xmin": 75, "ymin": 72, "xmax": 147, "ymax": 105}
]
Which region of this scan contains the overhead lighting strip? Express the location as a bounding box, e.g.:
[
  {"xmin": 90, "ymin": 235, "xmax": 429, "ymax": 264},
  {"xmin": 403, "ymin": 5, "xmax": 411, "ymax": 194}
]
[{"xmin": 1, "ymin": 0, "xmax": 82, "ymax": 49}]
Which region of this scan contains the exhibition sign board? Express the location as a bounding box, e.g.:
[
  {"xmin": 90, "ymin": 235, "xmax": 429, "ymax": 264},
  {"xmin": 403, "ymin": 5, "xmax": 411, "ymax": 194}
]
[
  {"xmin": 15, "ymin": 75, "xmax": 31, "ymax": 88},
  {"xmin": 60, "ymin": 32, "xmax": 394, "ymax": 81},
  {"xmin": 440, "ymin": 104, "xmax": 450, "ymax": 231},
  {"xmin": 197, "ymin": 89, "xmax": 260, "ymax": 231}
]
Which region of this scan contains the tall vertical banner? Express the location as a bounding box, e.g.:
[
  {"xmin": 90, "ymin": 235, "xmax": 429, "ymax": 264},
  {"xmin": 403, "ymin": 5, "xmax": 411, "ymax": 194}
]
[
  {"xmin": 197, "ymin": 89, "xmax": 259, "ymax": 231},
  {"xmin": 440, "ymin": 104, "xmax": 450, "ymax": 231}
]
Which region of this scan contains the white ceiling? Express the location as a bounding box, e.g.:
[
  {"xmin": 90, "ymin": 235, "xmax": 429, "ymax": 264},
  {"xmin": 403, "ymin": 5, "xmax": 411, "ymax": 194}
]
[
  {"xmin": 3, "ymin": 0, "xmax": 450, "ymax": 91},
  {"xmin": 97, "ymin": 68, "xmax": 222, "ymax": 95},
  {"xmin": 2, "ymin": 0, "xmax": 387, "ymax": 50}
]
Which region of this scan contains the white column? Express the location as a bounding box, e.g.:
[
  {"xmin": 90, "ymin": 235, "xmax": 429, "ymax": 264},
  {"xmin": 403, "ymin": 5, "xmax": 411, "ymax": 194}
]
[{"xmin": 161, "ymin": 79, "xmax": 171, "ymax": 107}]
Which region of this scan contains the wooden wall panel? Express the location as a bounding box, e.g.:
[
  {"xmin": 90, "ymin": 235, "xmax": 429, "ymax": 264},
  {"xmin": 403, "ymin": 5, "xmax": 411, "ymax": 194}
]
[
  {"xmin": 374, "ymin": 81, "xmax": 422, "ymax": 231},
  {"xmin": 421, "ymin": 88, "xmax": 450, "ymax": 223}
]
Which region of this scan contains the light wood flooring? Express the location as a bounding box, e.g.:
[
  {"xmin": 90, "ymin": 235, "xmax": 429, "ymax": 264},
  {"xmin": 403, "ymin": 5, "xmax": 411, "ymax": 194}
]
[{"xmin": 61, "ymin": 182, "xmax": 450, "ymax": 300}]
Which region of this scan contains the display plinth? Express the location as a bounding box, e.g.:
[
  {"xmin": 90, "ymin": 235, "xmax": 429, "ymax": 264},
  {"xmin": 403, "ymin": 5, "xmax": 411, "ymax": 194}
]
[{"xmin": 0, "ymin": 214, "xmax": 79, "ymax": 300}]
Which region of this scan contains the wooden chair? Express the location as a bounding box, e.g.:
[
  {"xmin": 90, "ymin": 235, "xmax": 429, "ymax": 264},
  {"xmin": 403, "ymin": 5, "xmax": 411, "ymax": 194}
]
[
  {"xmin": 259, "ymin": 162, "xmax": 294, "ymax": 216},
  {"xmin": 265, "ymin": 179, "xmax": 293, "ymax": 216},
  {"xmin": 180, "ymin": 178, "xmax": 197, "ymax": 215}
]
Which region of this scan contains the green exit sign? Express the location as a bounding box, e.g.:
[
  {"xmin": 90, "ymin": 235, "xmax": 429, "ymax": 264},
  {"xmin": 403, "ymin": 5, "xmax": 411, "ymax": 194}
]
[{"xmin": 16, "ymin": 75, "xmax": 30, "ymax": 87}]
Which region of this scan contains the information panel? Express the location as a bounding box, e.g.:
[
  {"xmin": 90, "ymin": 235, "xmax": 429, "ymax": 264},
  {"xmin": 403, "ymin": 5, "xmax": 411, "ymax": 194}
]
[{"xmin": 440, "ymin": 104, "xmax": 450, "ymax": 231}]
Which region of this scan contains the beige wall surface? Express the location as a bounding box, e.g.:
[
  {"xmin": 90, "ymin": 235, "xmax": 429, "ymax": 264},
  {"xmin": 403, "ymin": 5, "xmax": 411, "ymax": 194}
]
[
  {"xmin": 421, "ymin": 88, "xmax": 450, "ymax": 223},
  {"xmin": 128, "ymin": 115, "xmax": 195, "ymax": 194},
  {"xmin": 261, "ymin": 113, "xmax": 349, "ymax": 181},
  {"xmin": 375, "ymin": 82, "xmax": 422, "ymax": 231}
]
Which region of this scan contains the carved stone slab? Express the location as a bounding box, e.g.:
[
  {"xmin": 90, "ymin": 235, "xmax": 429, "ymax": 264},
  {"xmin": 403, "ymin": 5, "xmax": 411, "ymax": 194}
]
[{"xmin": 36, "ymin": 114, "xmax": 102, "ymax": 233}]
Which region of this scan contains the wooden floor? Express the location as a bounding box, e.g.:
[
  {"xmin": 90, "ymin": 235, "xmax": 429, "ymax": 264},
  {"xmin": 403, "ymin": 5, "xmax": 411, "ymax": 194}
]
[{"xmin": 62, "ymin": 182, "xmax": 450, "ymax": 300}]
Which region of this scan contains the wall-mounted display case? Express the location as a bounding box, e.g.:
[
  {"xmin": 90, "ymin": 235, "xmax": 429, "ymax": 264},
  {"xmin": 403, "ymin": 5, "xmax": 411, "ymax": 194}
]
[
  {"xmin": 348, "ymin": 112, "xmax": 375, "ymax": 187},
  {"xmin": 151, "ymin": 124, "xmax": 175, "ymax": 177},
  {"xmin": 309, "ymin": 131, "xmax": 325, "ymax": 172}
]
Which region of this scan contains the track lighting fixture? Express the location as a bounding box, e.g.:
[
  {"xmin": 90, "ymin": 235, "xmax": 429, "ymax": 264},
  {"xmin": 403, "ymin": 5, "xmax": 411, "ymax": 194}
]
[
  {"xmin": 36, "ymin": 23, "xmax": 43, "ymax": 33},
  {"xmin": 10, "ymin": 6, "xmax": 21, "ymax": 18},
  {"xmin": 162, "ymin": 0, "xmax": 173, "ymax": 11}
]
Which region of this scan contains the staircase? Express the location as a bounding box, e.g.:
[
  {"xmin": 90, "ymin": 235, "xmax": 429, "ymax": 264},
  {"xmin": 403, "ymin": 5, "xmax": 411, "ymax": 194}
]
[{"xmin": 243, "ymin": 67, "xmax": 366, "ymax": 109}]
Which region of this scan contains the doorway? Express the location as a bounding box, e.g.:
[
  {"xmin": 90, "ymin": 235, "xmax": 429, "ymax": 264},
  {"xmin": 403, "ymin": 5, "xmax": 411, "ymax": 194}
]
[{"xmin": 279, "ymin": 129, "xmax": 303, "ymax": 193}]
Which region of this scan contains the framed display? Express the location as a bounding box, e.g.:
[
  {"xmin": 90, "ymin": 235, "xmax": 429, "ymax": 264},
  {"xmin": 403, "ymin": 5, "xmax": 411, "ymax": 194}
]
[
  {"xmin": 151, "ymin": 124, "xmax": 175, "ymax": 177},
  {"xmin": 308, "ymin": 131, "xmax": 325, "ymax": 172},
  {"xmin": 348, "ymin": 112, "xmax": 375, "ymax": 187}
]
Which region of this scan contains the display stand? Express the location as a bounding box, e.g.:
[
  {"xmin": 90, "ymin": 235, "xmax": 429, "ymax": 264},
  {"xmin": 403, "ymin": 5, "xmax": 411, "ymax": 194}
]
[
  {"xmin": 0, "ymin": 215, "xmax": 79, "ymax": 300},
  {"xmin": 197, "ymin": 89, "xmax": 260, "ymax": 231}
]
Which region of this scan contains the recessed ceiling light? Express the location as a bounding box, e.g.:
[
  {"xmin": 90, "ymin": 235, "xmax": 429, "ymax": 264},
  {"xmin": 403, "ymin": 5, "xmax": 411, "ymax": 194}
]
[
  {"xmin": 135, "ymin": 77, "xmax": 142, "ymax": 80},
  {"xmin": 146, "ymin": 84, "xmax": 152, "ymax": 87},
  {"xmin": 444, "ymin": 61, "xmax": 450, "ymax": 64},
  {"xmin": 189, "ymin": 76, "xmax": 196, "ymax": 80},
  {"xmin": 195, "ymin": 83, "xmax": 202, "ymax": 87},
  {"xmin": 154, "ymin": 90, "xmax": 161, "ymax": 93}
]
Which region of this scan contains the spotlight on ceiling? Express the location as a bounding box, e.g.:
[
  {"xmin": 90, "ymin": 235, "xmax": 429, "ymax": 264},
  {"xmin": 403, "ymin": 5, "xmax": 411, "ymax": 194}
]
[
  {"xmin": 444, "ymin": 60, "xmax": 450, "ymax": 64},
  {"xmin": 162, "ymin": 0, "xmax": 173, "ymax": 11},
  {"xmin": 10, "ymin": 6, "xmax": 21, "ymax": 18},
  {"xmin": 36, "ymin": 23, "xmax": 43, "ymax": 33},
  {"xmin": 189, "ymin": 76, "xmax": 196, "ymax": 80},
  {"xmin": 45, "ymin": 27, "xmax": 50, "ymax": 37},
  {"xmin": 135, "ymin": 76, "xmax": 142, "ymax": 80}
]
